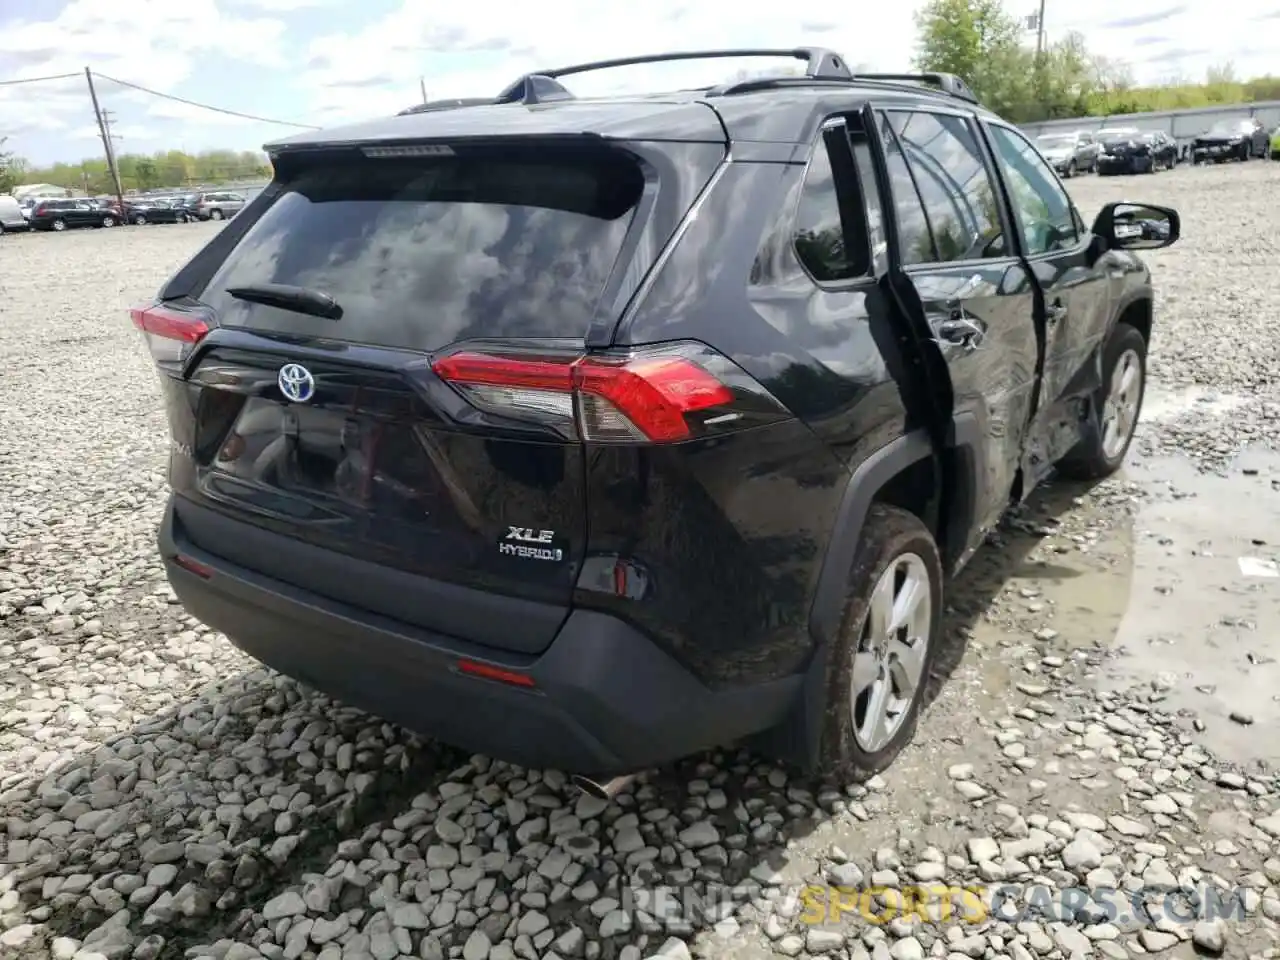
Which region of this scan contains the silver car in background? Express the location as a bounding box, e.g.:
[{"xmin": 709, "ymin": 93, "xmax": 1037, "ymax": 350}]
[
  {"xmin": 191, "ymin": 191, "xmax": 247, "ymax": 221},
  {"xmin": 1034, "ymin": 131, "xmax": 1100, "ymax": 177}
]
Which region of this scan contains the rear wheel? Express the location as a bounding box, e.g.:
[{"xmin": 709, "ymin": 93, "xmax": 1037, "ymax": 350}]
[
  {"xmin": 1056, "ymin": 323, "xmax": 1147, "ymax": 480},
  {"xmin": 52, "ymin": 218, "xmax": 67, "ymax": 231},
  {"xmin": 209, "ymin": 209, "xmax": 224, "ymax": 221},
  {"xmin": 817, "ymin": 505, "xmax": 942, "ymax": 782}
]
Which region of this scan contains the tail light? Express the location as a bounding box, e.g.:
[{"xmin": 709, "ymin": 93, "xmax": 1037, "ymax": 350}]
[
  {"xmin": 130, "ymin": 303, "xmax": 210, "ymax": 367},
  {"xmin": 431, "ymin": 341, "xmax": 790, "ymax": 444}
]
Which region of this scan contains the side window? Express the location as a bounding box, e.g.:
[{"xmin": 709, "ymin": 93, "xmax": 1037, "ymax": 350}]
[
  {"xmin": 886, "ymin": 110, "xmax": 1006, "ymax": 262},
  {"xmin": 986, "ymin": 123, "xmax": 1080, "ymax": 256},
  {"xmin": 792, "ymin": 134, "xmax": 865, "ymax": 282},
  {"xmin": 876, "ymin": 113, "xmax": 936, "ymax": 265}
]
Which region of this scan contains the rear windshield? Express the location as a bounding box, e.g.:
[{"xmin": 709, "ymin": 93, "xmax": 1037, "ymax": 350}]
[
  {"xmin": 1208, "ymin": 121, "xmax": 1249, "ymax": 136},
  {"xmin": 200, "ymin": 145, "xmax": 645, "ymax": 353}
]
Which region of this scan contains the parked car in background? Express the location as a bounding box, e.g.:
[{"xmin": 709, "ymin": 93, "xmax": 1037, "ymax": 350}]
[
  {"xmin": 28, "ymin": 198, "xmax": 119, "ymax": 231},
  {"xmin": 1096, "ymin": 127, "xmax": 1155, "ymax": 175},
  {"xmin": 1034, "ymin": 131, "xmax": 1098, "ymax": 177},
  {"xmin": 127, "ymin": 198, "xmax": 193, "ymax": 225},
  {"xmin": 1192, "ymin": 118, "xmax": 1269, "ymax": 162},
  {"xmin": 191, "ymin": 191, "xmax": 246, "ymax": 221},
  {"xmin": 1139, "ymin": 131, "xmax": 1178, "ymax": 170},
  {"xmin": 0, "ymin": 195, "xmax": 30, "ymax": 234}
]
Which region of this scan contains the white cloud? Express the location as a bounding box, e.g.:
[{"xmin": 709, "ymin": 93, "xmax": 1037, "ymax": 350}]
[
  {"xmin": 297, "ymin": 0, "xmax": 1279, "ymax": 126},
  {"xmin": 0, "ymin": 0, "xmax": 289, "ymax": 157},
  {"xmin": 297, "ymin": 3, "xmax": 921, "ymax": 123},
  {"xmin": 4, "ymin": 0, "xmax": 1275, "ymax": 164},
  {"xmin": 68, "ymin": 122, "xmax": 158, "ymax": 144},
  {"xmin": 224, "ymin": 0, "xmax": 339, "ymax": 9},
  {"xmin": 144, "ymin": 100, "xmax": 254, "ymax": 127}
]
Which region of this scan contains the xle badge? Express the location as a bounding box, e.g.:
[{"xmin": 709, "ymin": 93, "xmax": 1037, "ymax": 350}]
[{"xmin": 499, "ymin": 526, "xmax": 563, "ymax": 562}]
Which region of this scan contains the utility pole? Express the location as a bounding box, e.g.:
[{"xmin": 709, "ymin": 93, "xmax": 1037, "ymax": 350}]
[
  {"xmin": 84, "ymin": 67, "xmax": 125, "ymax": 211},
  {"xmin": 1034, "ymin": 0, "xmax": 1047, "ymax": 60},
  {"xmin": 420, "ymin": 77, "xmax": 428, "ymax": 105}
]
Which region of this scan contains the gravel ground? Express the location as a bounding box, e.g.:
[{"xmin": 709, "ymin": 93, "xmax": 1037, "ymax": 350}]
[{"xmin": 1, "ymin": 161, "xmax": 1279, "ymax": 960}]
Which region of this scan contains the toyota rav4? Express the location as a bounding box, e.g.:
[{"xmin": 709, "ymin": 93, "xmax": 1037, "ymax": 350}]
[{"xmin": 133, "ymin": 48, "xmax": 1179, "ymax": 792}]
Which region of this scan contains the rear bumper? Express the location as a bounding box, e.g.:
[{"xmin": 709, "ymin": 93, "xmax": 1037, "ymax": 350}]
[
  {"xmin": 1192, "ymin": 143, "xmax": 1241, "ymax": 159},
  {"xmin": 158, "ymin": 497, "xmax": 800, "ymax": 775},
  {"xmin": 1096, "ymin": 155, "xmax": 1146, "ymax": 174}
]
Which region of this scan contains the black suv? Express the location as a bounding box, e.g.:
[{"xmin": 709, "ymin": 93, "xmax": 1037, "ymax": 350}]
[{"xmin": 132, "ymin": 48, "xmax": 1179, "ymax": 794}]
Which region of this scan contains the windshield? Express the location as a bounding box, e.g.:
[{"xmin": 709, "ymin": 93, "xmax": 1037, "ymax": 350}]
[{"xmin": 1208, "ymin": 121, "xmax": 1249, "ymax": 136}]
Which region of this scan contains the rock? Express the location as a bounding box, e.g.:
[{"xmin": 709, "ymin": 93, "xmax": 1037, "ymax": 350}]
[
  {"xmin": 1192, "ymin": 919, "xmax": 1226, "ymax": 955},
  {"xmin": 1140, "ymin": 930, "xmax": 1179, "ymax": 952},
  {"xmin": 805, "ymin": 930, "xmax": 845, "ymax": 954},
  {"xmin": 0, "ymin": 925, "xmax": 39, "ymax": 948},
  {"xmin": 462, "ymin": 931, "xmax": 491, "ymax": 960},
  {"xmin": 262, "ymin": 891, "xmax": 307, "ymax": 921},
  {"xmin": 1063, "ymin": 837, "xmax": 1103, "ymax": 872},
  {"xmin": 677, "ymin": 821, "xmax": 720, "ymax": 849}
]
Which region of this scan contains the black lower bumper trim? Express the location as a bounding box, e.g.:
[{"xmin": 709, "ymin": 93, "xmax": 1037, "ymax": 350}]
[{"xmin": 158, "ymin": 498, "xmax": 801, "ymax": 775}]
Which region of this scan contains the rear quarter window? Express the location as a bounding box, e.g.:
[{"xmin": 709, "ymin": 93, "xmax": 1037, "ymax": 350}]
[{"xmin": 199, "ymin": 145, "xmax": 646, "ymax": 353}]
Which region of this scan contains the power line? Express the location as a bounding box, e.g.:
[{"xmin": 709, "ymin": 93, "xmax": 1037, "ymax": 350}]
[
  {"xmin": 92, "ymin": 71, "xmax": 322, "ymax": 130},
  {"xmin": 0, "ymin": 72, "xmax": 81, "ymax": 87}
]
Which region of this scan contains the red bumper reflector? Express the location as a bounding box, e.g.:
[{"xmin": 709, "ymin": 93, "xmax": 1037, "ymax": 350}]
[
  {"xmin": 456, "ymin": 659, "xmax": 536, "ymax": 688},
  {"xmin": 173, "ymin": 554, "xmax": 213, "ymax": 578}
]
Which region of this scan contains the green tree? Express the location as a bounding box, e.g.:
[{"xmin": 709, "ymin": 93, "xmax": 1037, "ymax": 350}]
[
  {"xmin": 913, "ymin": 0, "xmax": 1034, "ymax": 118},
  {"xmin": 14, "ymin": 147, "xmax": 272, "ymax": 192},
  {"xmin": 0, "ymin": 137, "xmax": 21, "ymax": 194}
]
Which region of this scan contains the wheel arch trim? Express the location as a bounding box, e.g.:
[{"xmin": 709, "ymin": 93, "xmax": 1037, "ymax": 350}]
[{"xmin": 761, "ymin": 420, "xmax": 986, "ymax": 770}]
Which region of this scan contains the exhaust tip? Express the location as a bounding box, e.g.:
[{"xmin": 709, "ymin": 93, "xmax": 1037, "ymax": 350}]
[{"xmin": 571, "ymin": 773, "xmax": 636, "ymax": 801}]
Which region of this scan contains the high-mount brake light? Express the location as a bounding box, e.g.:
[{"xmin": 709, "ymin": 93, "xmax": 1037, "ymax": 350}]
[
  {"xmin": 129, "ymin": 303, "xmax": 210, "ymax": 366},
  {"xmin": 431, "ymin": 347, "xmax": 741, "ymax": 443},
  {"xmin": 362, "ymin": 144, "xmax": 456, "ymax": 159}
]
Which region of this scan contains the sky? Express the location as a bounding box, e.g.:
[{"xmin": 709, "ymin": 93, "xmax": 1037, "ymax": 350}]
[{"xmin": 2, "ymin": 0, "xmax": 1278, "ymax": 167}]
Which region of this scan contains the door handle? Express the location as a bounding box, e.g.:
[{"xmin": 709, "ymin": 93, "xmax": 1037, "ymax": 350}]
[
  {"xmin": 1046, "ymin": 299, "xmax": 1068, "ymax": 323},
  {"xmin": 938, "ymin": 313, "xmax": 985, "ymax": 349}
]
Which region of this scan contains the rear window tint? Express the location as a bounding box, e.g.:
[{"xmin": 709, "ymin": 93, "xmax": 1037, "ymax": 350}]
[{"xmin": 200, "ymin": 146, "xmax": 645, "ymax": 353}]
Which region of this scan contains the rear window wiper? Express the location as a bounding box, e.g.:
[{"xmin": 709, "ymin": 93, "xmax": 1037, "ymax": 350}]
[{"xmin": 226, "ymin": 283, "xmax": 344, "ymax": 321}]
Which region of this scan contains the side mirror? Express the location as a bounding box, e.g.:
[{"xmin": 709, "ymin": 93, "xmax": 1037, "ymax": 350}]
[{"xmin": 1091, "ymin": 201, "xmax": 1180, "ymax": 251}]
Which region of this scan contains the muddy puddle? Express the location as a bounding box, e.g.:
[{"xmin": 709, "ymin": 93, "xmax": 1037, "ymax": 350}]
[
  {"xmin": 955, "ymin": 385, "xmax": 1279, "ymax": 771},
  {"xmin": 1097, "ymin": 444, "xmax": 1280, "ymax": 769}
]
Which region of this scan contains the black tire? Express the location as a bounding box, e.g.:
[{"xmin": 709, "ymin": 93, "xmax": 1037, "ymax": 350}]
[
  {"xmin": 1064, "ymin": 160, "xmax": 1076, "ymax": 179},
  {"xmin": 101, "ymin": 216, "xmax": 116, "ymax": 228},
  {"xmin": 134, "ymin": 215, "xmax": 147, "ymax": 225},
  {"xmin": 52, "ymin": 219, "xmax": 67, "ymax": 231},
  {"xmin": 209, "ymin": 209, "xmax": 224, "ymax": 221},
  {"xmin": 816, "ymin": 505, "xmax": 943, "ymax": 783},
  {"xmin": 1056, "ymin": 323, "xmax": 1147, "ymax": 481}
]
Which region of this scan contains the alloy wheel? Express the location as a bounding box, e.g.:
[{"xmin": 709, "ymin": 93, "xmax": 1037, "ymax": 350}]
[
  {"xmin": 1101, "ymin": 348, "xmax": 1143, "ymax": 460},
  {"xmin": 850, "ymin": 553, "xmax": 932, "ymax": 753}
]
